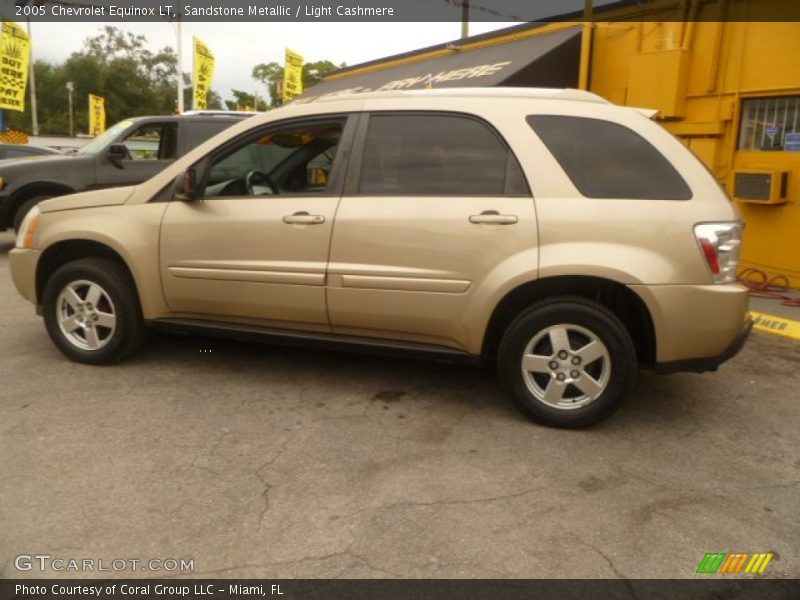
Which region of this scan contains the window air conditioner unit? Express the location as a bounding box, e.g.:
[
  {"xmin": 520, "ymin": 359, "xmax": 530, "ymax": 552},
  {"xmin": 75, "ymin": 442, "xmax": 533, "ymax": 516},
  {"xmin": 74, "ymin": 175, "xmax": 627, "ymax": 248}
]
[{"xmin": 733, "ymin": 170, "xmax": 789, "ymax": 205}]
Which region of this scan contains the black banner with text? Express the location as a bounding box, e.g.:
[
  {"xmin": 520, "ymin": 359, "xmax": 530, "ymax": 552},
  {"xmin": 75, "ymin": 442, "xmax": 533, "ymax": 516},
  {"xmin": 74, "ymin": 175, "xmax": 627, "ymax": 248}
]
[
  {"xmin": 3, "ymin": 0, "xmax": 800, "ymax": 22},
  {"xmin": 2, "ymin": 579, "xmax": 800, "ymax": 600}
]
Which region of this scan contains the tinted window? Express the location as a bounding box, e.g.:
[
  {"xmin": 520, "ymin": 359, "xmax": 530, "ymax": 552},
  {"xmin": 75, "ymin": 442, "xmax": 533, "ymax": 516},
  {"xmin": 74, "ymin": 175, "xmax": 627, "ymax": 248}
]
[
  {"xmin": 527, "ymin": 115, "xmax": 692, "ymax": 200},
  {"xmin": 183, "ymin": 120, "xmax": 238, "ymax": 151},
  {"xmin": 203, "ymin": 120, "xmax": 343, "ymax": 198},
  {"xmin": 360, "ymin": 114, "xmax": 526, "ymax": 196}
]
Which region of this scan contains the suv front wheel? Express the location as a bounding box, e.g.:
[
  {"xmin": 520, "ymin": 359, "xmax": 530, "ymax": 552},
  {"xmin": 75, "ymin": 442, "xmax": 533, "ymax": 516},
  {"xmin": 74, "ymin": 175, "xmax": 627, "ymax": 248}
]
[
  {"xmin": 498, "ymin": 297, "xmax": 636, "ymax": 428},
  {"xmin": 42, "ymin": 258, "xmax": 146, "ymax": 364}
]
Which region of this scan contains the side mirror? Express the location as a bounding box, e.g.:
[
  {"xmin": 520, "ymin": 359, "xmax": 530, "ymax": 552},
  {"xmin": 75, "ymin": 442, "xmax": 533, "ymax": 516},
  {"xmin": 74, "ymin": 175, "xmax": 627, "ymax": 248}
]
[
  {"xmin": 174, "ymin": 168, "xmax": 198, "ymax": 202},
  {"xmin": 107, "ymin": 143, "xmax": 127, "ymax": 168}
]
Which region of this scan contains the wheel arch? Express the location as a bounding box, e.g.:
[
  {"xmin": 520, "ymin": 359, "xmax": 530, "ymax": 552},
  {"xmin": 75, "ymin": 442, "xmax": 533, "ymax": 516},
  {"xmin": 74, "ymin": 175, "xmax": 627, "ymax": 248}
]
[
  {"xmin": 481, "ymin": 275, "xmax": 657, "ymax": 368},
  {"xmin": 36, "ymin": 239, "xmax": 137, "ymax": 308},
  {"xmin": 6, "ymin": 182, "xmax": 76, "ymax": 226}
]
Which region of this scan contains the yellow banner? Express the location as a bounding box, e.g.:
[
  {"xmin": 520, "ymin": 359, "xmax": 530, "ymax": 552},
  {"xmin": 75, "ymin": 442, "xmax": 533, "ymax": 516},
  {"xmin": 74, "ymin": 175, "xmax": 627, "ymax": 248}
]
[
  {"xmin": 283, "ymin": 48, "xmax": 304, "ymax": 103},
  {"xmin": 88, "ymin": 94, "xmax": 106, "ymax": 137},
  {"xmin": 0, "ymin": 21, "xmax": 31, "ymax": 112},
  {"xmin": 192, "ymin": 36, "xmax": 215, "ymax": 110}
]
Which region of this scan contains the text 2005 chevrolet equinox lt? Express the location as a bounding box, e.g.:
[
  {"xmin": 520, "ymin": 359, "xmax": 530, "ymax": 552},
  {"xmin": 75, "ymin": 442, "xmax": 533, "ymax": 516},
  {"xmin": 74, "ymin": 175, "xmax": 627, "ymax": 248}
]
[{"xmin": 9, "ymin": 88, "xmax": 752, "ymax": 428}]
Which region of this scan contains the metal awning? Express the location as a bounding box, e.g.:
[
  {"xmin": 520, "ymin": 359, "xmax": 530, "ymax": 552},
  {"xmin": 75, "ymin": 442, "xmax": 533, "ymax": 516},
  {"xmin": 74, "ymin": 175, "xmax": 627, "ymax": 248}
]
[{"xmin": 299, "ymin": 26, "xmax": 582, "ymax": 100}]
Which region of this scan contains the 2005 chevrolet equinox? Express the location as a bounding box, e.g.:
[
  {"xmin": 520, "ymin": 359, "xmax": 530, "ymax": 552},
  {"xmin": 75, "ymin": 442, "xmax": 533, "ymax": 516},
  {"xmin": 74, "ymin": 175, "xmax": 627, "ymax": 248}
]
[{"xmin": 9, "ymin": 88, "xmax": 752, "ymax": 427}]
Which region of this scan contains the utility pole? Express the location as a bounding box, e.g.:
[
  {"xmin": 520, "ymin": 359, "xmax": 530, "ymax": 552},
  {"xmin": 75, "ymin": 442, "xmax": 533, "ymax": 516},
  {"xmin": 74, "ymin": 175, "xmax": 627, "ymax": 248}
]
[
  {"xmin": 460, "ymin": 0, "xmax": 469, "ymax": 39},
  {"xmin": 579, "ymin": 0, "xmax": 594, "ymax": 91},
  {"xmin": 26, "ymin": 18, "xmax": 39, "ymax": 136},
  {"xmin": 174, "ymin": 19, "xmax": 184, "ymax": 113},
  {"xmin": 66, "ymin": 81, "xmax": 74, "ymax": 136}
]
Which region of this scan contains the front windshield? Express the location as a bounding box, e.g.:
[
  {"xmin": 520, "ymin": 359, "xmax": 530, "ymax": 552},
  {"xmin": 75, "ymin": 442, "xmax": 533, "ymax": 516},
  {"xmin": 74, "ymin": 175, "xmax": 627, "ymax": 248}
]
[{"xmin": 77, "ymin": 120, "xmax": 135, "ymax": 155}]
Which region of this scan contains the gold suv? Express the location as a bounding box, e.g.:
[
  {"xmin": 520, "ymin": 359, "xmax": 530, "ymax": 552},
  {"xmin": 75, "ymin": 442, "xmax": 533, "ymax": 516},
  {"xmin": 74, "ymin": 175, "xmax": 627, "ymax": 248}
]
[{"xmin": 9, "ymin": 88, "xmax": 751, "ymax": 427}]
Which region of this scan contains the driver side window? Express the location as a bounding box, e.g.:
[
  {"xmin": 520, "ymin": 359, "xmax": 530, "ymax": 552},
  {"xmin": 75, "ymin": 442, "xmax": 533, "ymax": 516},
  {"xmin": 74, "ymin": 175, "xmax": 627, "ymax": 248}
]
[
  {"xmin": 122, "ymin": 123, "xmax": 177, "ymax": 161},
  {"xmin": 203, "ymin": 119, "xmax": 344, "ymax": 198}
]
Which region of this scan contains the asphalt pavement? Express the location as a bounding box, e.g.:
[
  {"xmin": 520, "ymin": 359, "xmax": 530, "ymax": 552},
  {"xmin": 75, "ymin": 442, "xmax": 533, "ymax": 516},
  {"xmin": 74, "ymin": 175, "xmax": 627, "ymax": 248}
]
[{"xmin": 1, "ymin": 231, "xmax": 798, "ymax": 579}]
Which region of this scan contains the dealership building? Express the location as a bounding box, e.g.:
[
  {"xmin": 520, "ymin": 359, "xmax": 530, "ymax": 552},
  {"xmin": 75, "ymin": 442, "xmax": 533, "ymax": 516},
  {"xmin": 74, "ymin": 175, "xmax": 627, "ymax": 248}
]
[{"xmin": 304, "ymin": 0, "xmax": 800, "ymax": 286}]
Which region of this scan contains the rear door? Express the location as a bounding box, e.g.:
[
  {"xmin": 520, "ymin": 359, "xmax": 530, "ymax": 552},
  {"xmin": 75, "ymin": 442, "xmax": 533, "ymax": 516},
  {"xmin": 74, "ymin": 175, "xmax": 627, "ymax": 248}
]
[{"xmin": 327, "ymin": 111, "xmax": 536, "ymax": 350}]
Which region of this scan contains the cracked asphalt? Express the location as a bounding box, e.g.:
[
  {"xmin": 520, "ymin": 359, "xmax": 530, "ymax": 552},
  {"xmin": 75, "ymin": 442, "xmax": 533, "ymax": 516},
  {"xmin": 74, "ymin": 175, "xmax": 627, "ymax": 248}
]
[{"xmin": 1, "ymin": 230, "xmax": 799, "ymax": 579}]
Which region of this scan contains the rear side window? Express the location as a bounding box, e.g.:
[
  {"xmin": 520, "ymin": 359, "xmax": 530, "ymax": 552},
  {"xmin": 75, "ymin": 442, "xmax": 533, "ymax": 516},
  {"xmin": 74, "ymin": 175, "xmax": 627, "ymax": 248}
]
[
  {"xmin": 182, "ymin": 120, "xmax": 238, "ymax": 152},
  {"xmin": 527, "ymin": 115, "xmax": 692, "ymax": 200},
  {"xmin": 359, "ymin": 114, "xmax": 529, "ymax": 196}
]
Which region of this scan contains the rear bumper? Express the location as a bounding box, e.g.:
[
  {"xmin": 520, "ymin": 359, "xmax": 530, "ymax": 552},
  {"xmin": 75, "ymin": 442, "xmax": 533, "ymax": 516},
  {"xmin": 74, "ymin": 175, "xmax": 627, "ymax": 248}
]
[
  {"xmin": 654, "ymin": 317, "xmax": 753, "ymax": 374},
  {"xmin": 630, "ymin": 282, "xmax": 751, "ymax": 373}
]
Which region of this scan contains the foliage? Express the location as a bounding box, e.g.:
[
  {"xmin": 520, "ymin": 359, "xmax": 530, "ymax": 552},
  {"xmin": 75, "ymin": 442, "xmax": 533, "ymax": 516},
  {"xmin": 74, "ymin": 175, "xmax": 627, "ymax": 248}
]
[
  {"xmin": 5, "ymin": 27, "xmax": 341, "ymax": 134},
  {"xmin": 206, "ymin": 89, "xmax": 224, "ymax": 110},
  {"xmin": 222, "ymin": 89, "xmax": 268, "ymax": 112},
  {"xmin": 251, "ymin": 59, "xmax": 343, "ymax": 107},
  {"xmin": 6, "ymin": 27, "xmax": 222, "ymax": 135}
]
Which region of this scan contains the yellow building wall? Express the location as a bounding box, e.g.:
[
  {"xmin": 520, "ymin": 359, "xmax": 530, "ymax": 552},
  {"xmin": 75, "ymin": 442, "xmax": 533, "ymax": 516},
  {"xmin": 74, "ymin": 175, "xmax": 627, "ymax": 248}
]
[
  {"xmin": 589, "ymin": 14, "xmax": 800, "ymax": 286},
  {"xmin": 322, "ymin": 2, "xmax": 799, "ymax": 285}
]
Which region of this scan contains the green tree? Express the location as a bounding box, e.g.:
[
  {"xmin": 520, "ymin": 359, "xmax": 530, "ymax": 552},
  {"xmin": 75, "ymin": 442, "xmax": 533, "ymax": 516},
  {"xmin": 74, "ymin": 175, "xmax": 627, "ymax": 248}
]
[
  {"xmin": 206, "ymin": 89, "xmax": 224, "ymax": 110},
  {"xmin": 223, "ymin": 89, "xmax": 268, "ymax": 112},
  {"xmin": 7, "ymin": 26, "xmax": 185, "ymax": 135},
  {"xmin": 185, "ymin": 85, "xmax": 224, "ymax": 110},
  {"xmin": 252, "ymin": 59, "xmax": 343, "ymax": 107}
]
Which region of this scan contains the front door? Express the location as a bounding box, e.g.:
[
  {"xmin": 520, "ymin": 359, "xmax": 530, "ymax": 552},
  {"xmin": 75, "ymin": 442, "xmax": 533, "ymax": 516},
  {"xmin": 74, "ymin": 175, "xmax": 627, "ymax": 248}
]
[
  {"xmin": 160, "ymin": 116, "xmax": 352, "ymax": 329},
  {"xmin": 96, "ymin": 121, "xmax": 178, "ymax": 188},
  {"xmin": 327, "ymin": 112, "xmax": 537, "ymax": 350}
]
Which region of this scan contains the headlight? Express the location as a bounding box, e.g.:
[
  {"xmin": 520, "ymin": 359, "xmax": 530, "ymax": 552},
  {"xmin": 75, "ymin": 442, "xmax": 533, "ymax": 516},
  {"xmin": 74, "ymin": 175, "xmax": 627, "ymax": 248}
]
[{"xmin": 15, "ymin": 205, "xmax": 41, "ymax": 249}]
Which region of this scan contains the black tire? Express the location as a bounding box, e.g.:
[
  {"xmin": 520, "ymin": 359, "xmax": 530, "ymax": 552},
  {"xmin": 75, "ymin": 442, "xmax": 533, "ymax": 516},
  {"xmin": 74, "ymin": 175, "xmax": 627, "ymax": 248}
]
[
  {"xmin": 42, "ymin": 258, "xmax": 146, "ymax": 365},
  {"xmin": 13, "ymin": 195, "xmax": 52, "ymax": 232},
  {"xmin": 498, "ymin": 296, "xmax": 636, "ymax": 428}
]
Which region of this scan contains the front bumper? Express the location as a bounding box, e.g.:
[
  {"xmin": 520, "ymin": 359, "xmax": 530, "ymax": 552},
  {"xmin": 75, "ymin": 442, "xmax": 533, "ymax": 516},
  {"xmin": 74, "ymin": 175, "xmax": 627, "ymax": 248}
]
[
  {"xmin": 9, "ymin": 247, "xmax": 40, "ymax": 307},
  {"xmin": 0, "ymin": 192, "xmax": 10, "ymax": 230}
]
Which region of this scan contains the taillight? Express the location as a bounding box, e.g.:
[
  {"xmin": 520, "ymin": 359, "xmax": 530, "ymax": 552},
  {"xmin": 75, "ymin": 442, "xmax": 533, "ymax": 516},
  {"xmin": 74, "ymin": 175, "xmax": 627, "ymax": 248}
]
[{"xmin": 693, "ymin": 222, "xmax": 743, "ymax": 284}]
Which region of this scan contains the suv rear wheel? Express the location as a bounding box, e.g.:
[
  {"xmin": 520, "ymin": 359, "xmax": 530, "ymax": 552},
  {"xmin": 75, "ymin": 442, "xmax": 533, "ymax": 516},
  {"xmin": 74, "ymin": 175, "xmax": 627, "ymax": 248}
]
[
  {"xmin": 42, "ymin": 258, "xmax": 146, "ymax": 364},
  {"xmin": 498, "ymin": 297, "xmax": 636, "ymax": 428}
]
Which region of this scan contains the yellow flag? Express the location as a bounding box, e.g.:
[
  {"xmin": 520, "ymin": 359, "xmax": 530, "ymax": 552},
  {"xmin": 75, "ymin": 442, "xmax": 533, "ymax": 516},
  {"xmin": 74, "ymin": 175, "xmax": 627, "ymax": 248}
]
[
  {"xmin": 0, "ymin": 21, "xmax": 31, "ymax": 112},
  {"xmin": 88, "ymin": 94, "xmax": 106, "ymax": 136},
  {"xmin": 192, "ymin": 36, "xmax": 215, "ymax": 110},
  {"xmin": 283, "ymin": 48, "xmax": 304, "ymax": 103}
]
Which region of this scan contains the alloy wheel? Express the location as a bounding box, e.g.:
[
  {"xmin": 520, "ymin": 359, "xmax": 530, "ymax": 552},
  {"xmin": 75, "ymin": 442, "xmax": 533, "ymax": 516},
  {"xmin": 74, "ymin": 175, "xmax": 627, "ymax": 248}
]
[
  {"xmin": 520, "ymin": 323, "xmax": 611, "ymax": 410},
  {"xmin": 56, "ymin": 279, "xmax": 117, "ymax": 351}
]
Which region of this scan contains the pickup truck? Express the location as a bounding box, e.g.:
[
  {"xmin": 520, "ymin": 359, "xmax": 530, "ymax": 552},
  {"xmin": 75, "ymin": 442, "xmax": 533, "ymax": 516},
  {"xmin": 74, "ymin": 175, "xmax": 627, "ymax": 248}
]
[{"xmin": 0, "ymin": 113, "xmax": 251, "ymax": 231}]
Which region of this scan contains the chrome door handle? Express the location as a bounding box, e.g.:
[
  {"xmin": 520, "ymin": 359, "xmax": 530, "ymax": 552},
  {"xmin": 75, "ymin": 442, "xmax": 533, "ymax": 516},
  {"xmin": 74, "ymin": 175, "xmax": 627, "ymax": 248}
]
[
  {"xmin": 469, "ymin": 211, "xmax": 518, "ymax": 225},
  {"xmin": 282, "ymin": 212, "xmax": 325, "ymax": 225}
]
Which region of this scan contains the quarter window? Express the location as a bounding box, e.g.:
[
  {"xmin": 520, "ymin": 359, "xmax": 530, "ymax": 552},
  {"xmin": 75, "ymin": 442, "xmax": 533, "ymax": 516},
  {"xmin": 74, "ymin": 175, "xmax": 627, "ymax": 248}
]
[
  {"xmin": 182, "ymin": 120, "xmax": 238, "ymax": 150},
  {"xmin": 359, "ymin": 114, "xmax": 527, "ymax": 196},
  {"xmin": 738, "ymin": 96, "xmax": 800, "ymax": 151},
  {"xmin": 527, "ymin": 115, "xmax": 692, "ymax": 200}
]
